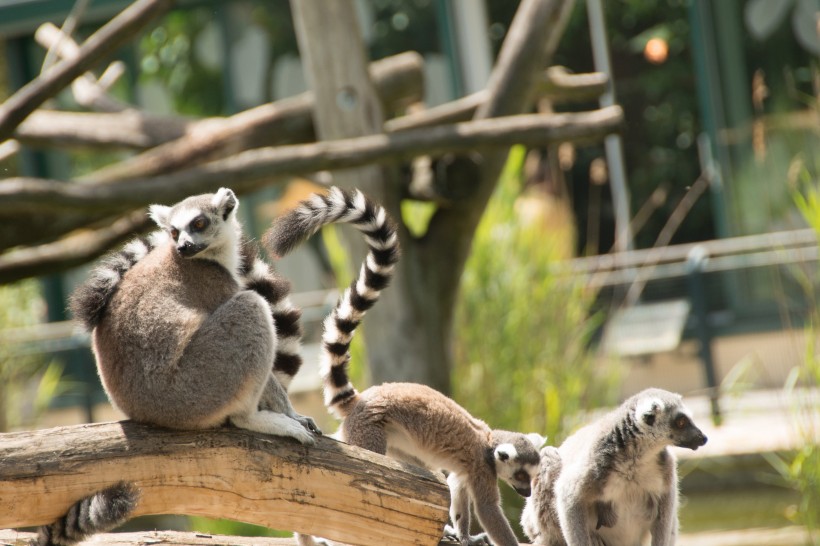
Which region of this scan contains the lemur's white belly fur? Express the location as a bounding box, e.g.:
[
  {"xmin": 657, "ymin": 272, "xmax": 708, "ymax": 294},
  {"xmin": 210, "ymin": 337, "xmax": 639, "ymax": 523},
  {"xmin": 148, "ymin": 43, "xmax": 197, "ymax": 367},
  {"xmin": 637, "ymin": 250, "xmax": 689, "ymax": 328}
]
[
  {"xmin": 596, "ymin": 457, "xmax": 668, "ymax": 545},
  {"xmin": 385, "ymin": 423, "xmax": 453, "ymax": 473}
]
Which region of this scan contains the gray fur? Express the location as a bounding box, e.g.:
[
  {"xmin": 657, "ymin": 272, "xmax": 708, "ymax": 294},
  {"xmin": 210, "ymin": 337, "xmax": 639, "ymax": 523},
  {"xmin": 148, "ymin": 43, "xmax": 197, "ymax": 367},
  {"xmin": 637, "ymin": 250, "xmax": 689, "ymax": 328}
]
[
  {"xmin": 71, "ymin": 188, "xmax": 320, "ymax": 446},
  {"xmin": 521, "ymin": 388, "xmax": 708, "ymax": 546},
  {"xmin": 33, "ymin": 482, "xmax": 138, "ymax": 546}
]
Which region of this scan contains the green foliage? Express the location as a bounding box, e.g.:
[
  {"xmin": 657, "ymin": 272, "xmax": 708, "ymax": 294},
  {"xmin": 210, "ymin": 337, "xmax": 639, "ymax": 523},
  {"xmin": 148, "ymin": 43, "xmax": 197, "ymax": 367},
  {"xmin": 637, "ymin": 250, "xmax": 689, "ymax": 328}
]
[
  {"xmin": 766, "ymin": 174, "xmax": 820, "ymax": 543},
  {"xmin": 139, "ymin": 8, "xmax": 225, "ymax": 116},
  {"xmin": 453, "ymin": 146, "xmax": 616, "ymax": 444},
  {"xmin": 0, "ymin": 281, "xmax": 66, "ymax": 432},
  {"xmin": 187, "ymin": 517, "xmax": 290, "ymax": 538}
]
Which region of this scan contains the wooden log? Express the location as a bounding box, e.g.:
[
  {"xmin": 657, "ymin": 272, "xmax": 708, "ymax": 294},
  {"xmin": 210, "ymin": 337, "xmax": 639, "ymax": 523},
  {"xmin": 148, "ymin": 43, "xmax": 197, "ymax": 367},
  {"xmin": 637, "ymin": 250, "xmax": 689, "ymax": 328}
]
[
  {"xmin": 0, "ymin": 530, "xmax": 298, "ymax": 546},
  {"xmin": 0, "ymin": 421, "xmax": 449, "ymax": 546}
]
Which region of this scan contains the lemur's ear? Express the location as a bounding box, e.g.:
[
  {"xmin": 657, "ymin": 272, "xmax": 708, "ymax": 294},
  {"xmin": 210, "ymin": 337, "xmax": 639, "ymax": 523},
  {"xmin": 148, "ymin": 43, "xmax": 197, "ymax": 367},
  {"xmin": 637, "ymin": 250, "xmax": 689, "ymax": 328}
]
[
  {"xmin": 526, "ymin": 433, "xmax": 549, "ymax": 449},
  {"xmin": 636, "ymin": 397, "xmax": 663, "ymax": 426},
  {"xmin": 148, "ymin": 205, "xmax": 172, "ymax": 230},
  {"xmin": 212, "ymin": 188, "xmax": 238, "ymax": 220},
  {"xmin": 494, "ymin": 443, "xmax": 516, "ymax": 462}
]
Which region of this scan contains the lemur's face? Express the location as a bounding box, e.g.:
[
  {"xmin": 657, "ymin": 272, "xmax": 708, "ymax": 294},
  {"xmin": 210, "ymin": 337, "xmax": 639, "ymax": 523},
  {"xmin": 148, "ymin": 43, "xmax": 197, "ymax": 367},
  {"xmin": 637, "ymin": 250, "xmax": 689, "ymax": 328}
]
[
  {"xmin": 492, "ymin": 432, "xmax": 546, "ymax": 497},
  {"xmin": 634, "ymin": 389, "xmax": 708, "ymax": 451},
  {"xmin": 149, "ymin": 188, "xmax": 238, "ymax": 259}
]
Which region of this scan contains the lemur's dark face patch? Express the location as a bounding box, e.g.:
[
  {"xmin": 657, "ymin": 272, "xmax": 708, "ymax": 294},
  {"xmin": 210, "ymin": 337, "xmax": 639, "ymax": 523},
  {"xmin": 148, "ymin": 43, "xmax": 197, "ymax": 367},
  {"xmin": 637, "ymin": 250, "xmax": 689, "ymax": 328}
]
[
  {"xmin": 670, "ymin": 412, "xmax": 708, "ymax": 450},
  {"xmin": 493, "ymin": 436, "xmax": 542, "ymax": 497}
]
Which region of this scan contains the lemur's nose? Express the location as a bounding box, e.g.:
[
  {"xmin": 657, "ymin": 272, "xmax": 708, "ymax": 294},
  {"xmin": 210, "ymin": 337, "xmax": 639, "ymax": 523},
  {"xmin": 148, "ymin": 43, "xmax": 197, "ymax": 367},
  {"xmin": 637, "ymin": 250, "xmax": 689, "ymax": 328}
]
[{"xmin": 177, "ymin": 240, "xmax": 197, "ymax": 257}]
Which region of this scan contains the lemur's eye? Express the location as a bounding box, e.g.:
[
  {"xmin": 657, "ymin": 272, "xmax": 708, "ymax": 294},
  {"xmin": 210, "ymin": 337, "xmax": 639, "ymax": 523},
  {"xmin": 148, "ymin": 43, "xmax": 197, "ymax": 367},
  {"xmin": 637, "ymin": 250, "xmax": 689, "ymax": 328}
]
[
  {"xmin": 170, "ymin": 228, "xmax": 179, "ymax": 241},
  {"xmin": 674, "ymin": 415, "xmax": 688, "ymax": 429},
  {"xmin": 514, "ymin": 470, "xmax": 529, "ymax": 482},
  {"xmin": 191, "ymin": 216, "xmax": 208, "ymax": 231}
]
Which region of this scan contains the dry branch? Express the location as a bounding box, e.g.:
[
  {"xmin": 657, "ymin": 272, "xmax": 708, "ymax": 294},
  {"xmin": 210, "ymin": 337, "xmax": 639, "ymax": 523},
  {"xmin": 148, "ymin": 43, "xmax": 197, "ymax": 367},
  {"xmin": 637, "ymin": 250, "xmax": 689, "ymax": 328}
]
[
  {"xmin": 83, "ymin": 51, "xmax": 423, "ymax": 183},
  {"xmin": 0, "ymin": 107, "xmax": 623, "ymax": 213},
  {"xmin": 14, "ymin": 109, "xmax": 194, "ymax": 150},
  {"xmin": 11, "ymin": 51, "xmax": 421, "ymax": 156},
  {"xmin": 35, "ymin": 22, "xmax": 131, "ymax": 113},
  {"xmin": 0, "ymin": 421, "xmax": 449, "ymax": 546},
  {"xmin": 0, "ymin": 211, "xmax": 151, "ymax": 283},
  {"xmin": 385, "ymin": 66, "xmax": 608, "ymax": 132},
  {"xmin": 0, "ymin": 0, "xmax": 173, "ymax": 142}
]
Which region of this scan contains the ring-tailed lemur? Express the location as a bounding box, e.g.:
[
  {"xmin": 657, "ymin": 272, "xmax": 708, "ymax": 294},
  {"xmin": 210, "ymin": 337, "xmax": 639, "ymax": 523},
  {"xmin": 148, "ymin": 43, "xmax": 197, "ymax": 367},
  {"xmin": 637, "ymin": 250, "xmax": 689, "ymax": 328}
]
[
  {"xmin": 57, "ymin": 189, "xmax": 321, "ymax": 542},
  {"xmin": 70, "ymin": 187, "xmax": 318, "ymax": 439},
  {"xmin": 32, "ymin": 482, "xmax": 138, "ymax": 546},
  {"xmin": 520, "ymin": 388, "xmax": 708, "ymax": 546},
  {"xmin": 266, "ymin": 187, "xmax": 545, "ymax": 546},
  {"xmin": 70, "ymin": 200, "xmax": 305, "ymax": 392}
]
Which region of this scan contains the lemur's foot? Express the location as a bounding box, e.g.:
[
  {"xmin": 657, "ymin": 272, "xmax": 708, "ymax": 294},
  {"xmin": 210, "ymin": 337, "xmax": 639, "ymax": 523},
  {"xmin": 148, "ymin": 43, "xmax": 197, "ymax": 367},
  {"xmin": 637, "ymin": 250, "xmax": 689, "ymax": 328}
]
[
  {"xmin": 442, "ymin": 526, "xmax": 492, "ymax": 546},
  {"xmin": 291, "ymin": 410, "xmax": 322, "ymax": 435}
]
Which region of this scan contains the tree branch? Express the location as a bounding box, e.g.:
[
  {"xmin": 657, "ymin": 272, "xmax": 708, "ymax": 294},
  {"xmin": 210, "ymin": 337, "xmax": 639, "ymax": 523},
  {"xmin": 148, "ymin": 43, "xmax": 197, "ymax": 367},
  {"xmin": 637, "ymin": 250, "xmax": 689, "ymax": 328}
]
[
  {"xmin": 0, "ymin": 421, "xmax": 449, "ymax": 546},
  {"xmin": 80, "ymin": 51, "xmax": 423, "ymax": 183},
  {"xmin": 13, "ymin": 109, "xmax": 194, "ymax": 150},
  {"xmin": 385, "ymin": 66, "xmax": 608, "ymax": 133},
  {"xmin": 0, "ymin": 107, "xmax": 623, "ymax": 213},
  {"xmin": 422, "ymin": 0, "xmax": 576, "ymax": 269},
  {"xmin": 0, "ymin": 211, "xmax": 151, "ymax": 284},
  {"xmin": 0, "ymin": 0, "xmax": 174, "ymax": 142},
  {"xmin": 11, "ymin": 51, "xmax": 421, "ymax": 156}
]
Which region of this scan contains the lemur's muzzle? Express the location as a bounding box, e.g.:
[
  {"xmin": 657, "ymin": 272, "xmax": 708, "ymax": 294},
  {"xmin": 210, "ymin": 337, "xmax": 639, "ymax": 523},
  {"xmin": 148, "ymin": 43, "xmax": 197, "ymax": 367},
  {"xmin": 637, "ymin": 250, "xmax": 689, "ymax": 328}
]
[
  {"xmin": 514, "ymin": 486, "xmax": 532, "ymax": 497},
  {"xmin": 177, "ymin": 241, "xmax": 205, "ymax": 258},
  {"xmin": 677, "ymin": 429, "xmax": 708, "ymax": 451}
]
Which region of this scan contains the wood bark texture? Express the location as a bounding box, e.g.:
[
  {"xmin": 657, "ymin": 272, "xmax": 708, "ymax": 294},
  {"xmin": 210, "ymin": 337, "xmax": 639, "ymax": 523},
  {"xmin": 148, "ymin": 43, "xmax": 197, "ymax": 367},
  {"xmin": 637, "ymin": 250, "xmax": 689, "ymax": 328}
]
[{"xmin": 0, "ymin": 421, "xmax": 449, "ymax": 546}]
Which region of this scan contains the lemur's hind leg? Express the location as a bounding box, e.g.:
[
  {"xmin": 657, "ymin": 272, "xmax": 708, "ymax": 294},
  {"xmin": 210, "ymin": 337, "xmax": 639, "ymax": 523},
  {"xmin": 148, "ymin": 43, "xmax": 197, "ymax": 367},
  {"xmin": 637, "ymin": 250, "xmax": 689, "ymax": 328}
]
[
  {"xmin": 258, "ymin": 371, "xmax": 321, "ymax": 434},
  {"xmin": 178, "ymin": 290, "xmax": 316, "ymax": 444},
  {"xmin": 343, "ymin": 416, "xmax": 388, "ymax": 455}
]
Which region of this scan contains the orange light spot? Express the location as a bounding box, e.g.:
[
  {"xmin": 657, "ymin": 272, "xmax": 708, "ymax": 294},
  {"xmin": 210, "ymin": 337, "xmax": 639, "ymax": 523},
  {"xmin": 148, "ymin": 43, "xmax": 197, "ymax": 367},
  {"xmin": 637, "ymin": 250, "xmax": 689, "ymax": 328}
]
[{"xmin": 644, "ymin": 37, "xmax": 668, "ymax": 64}]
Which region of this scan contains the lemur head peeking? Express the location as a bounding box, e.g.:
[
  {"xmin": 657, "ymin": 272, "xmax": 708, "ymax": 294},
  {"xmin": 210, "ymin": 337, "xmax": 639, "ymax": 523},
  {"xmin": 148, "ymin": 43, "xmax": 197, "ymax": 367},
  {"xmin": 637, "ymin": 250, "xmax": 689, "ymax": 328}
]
[
  {"xmin": 149, "ymin": 187, "xmax": 239, "ymax": 263},
  {"xmin": 633, "ymin": 388, "xmax": 708, "ymax": 451},
  {"xmin": 491, "ymin": 431, "xmax": 546, "ymax": 497}
]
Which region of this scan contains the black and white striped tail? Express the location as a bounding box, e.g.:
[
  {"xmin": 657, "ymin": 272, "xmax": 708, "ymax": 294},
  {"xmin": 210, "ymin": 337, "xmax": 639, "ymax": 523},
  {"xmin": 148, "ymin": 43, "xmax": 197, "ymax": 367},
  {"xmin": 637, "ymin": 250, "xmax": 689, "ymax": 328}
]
[
  {"xmin": 239, "ymin": 239, "xmax": 304, "ymax": 390},
  {"xmin": 264, "ymin": 187, "xmax": 400, "ymax": 417},
  {"xmin": 33, "ymin": 482, "xmax": 138, "ymax": 546},
  {"xmin": 69, "ymin": 232, "xmax": 167, "ymax": 330}
]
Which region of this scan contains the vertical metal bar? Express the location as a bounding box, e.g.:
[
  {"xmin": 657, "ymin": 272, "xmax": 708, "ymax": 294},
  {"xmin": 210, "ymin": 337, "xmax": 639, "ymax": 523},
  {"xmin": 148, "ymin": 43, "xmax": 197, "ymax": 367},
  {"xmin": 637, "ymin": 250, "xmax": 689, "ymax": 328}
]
[
  {"xmin": 586, "ymin": 0, "xmax": 632, "ymax": 253},
  {"xmin": 449, "ymin": 0, "xmax": 493, "ymax": 94},
  {"xmin": 686, "ymin": 246, "xmax": 722, "ymax": 424},
  {"xmin": 435, "ymin": 0, "xmax": 464, "ymax": 98}
]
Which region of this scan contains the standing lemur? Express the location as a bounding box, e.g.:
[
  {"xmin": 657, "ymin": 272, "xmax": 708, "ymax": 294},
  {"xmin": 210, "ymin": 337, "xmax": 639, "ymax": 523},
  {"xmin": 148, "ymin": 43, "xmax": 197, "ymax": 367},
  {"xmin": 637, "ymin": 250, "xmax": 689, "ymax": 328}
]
[
  {"xmin": 266, "ymin": 187, "xmax": 545, "ymax": 546},
  {"xmin": 520, "ymin": 388, "xmax": 708, "ymax": 546},
  {"xmin": 35, "ymin": 187, "xmax": 386, "ymax": 545}
]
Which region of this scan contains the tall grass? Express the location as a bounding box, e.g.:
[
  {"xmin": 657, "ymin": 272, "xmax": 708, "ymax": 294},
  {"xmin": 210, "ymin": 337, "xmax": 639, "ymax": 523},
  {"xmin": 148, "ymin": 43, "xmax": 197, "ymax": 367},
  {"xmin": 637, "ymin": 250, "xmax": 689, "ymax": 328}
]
[
  {"xmin": 453, "ymin": 146, "xmax": 616, "ymax": 443},
  {"xmin": 0, "ymin": 280, "xmax": 65, "ymax": 432},
  {"xmin": 769, "ymin": 174, "xmax": 820, "ymax": 544}
]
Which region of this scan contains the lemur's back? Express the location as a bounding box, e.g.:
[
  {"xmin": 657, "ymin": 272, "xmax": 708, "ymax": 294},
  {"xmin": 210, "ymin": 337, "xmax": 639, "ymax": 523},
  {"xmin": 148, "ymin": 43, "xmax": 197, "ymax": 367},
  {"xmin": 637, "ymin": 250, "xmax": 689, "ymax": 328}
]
[
  {"xmin": 93, "ymin": 242, "xmax": 240, "ymax": 421},
  {"xmin": 349, "ymin": 382, "xmax": 492, "ymax": 473}
]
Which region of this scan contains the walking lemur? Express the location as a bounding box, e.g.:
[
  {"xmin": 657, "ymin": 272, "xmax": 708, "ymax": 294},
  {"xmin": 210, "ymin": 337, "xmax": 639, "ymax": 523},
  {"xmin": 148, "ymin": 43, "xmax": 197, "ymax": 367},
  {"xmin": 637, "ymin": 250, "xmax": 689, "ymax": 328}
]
[{"xmin": 268, "ymin": 187, "xmax": 545, "ymax": 546}]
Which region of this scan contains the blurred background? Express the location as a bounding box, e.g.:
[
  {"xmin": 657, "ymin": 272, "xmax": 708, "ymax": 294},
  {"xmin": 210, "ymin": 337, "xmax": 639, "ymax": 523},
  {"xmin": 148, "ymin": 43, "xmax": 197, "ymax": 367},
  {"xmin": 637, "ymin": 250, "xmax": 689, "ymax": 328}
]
[{"xmin": 0, "ymin": 0, "xmax": 818, "ymax": 543}]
